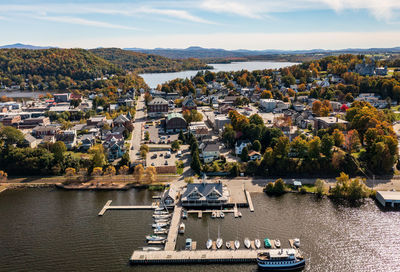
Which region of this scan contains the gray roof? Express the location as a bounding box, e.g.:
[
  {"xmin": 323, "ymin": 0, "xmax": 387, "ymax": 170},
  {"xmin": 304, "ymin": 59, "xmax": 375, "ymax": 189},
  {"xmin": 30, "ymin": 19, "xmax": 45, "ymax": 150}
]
[
  {"xmin": 181, "ymin": 183, "xmax": 224, "ymax": 201},
  {"xmin": 203, "ymin": 143, "xmax": 219, "ymax": 152},
  {"xmin": 148, "ymin": 97, "xmax": 168, "ymax": 105}
]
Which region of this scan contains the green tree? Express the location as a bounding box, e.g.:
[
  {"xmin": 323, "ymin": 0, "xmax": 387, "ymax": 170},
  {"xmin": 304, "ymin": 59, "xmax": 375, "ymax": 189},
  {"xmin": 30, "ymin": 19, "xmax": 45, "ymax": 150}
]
[
  {"xmin": 273, "ymin": 136, "xmax": 290, "ymax": 158},
  {"xmin": 290, "ymin": 136, "xmax": 308, "ymax": 158},
  {"xmin": 315, "ymin": 179, "xmax": 325, "ymax": 197},
  {"xmin": 308, "ymin": 136, "xmax": 321, "ymax": 159},
  {"xmin": 190, "ymin": 150, "xmax": 202, "ymax": 174},
  {"xmin": 252, "ymin": 140, "xmax": 261, "ymax": 152},
  {"xmin": 321, "ymin": 134, "xmax": 334, "ymax": 158},
  {"xmin": 0, "ymin": 126, "xmax": 24, "ymax": 146},
  {"xmin": 171, "ymin": 140, "xmax": 180, "ymax": 151},
  {"xmin": 89, "ymin": 144, "xmax": 106, "ymax": 168},
  {"xmin": 332, "ymin": 129, "xmax": 345, "ymax": 147},
  {"xmin": 241, "ymin": 146, "xmax": 249, "ymax": 162},
  {"xmin": 50, "ymin": 141, "xmax": 67, "ymax": 163}
]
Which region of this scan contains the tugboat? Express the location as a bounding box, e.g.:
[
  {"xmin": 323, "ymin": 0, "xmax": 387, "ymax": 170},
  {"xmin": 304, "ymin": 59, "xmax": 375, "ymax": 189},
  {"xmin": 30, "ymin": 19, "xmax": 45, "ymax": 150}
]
[{"xmin": 257, "ymin": 249, "xmax": 305, "ymax": 270}]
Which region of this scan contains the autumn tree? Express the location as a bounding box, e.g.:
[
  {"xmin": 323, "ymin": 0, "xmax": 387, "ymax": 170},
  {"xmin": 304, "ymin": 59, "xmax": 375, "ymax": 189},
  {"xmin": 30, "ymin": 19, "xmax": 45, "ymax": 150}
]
[
  {"xmin": 346, "ymin": 130, "xmax": 361, "ymax": 152},
  {"xmin": 118, "ymin": 165, "xmax": 129, "ymax": 175},
  {"xmin": 308, "ymin": 136, "xmax": 321, "ymax": 159},
  {"xmin": 321, "ymin": 134, "xmax": 334, "ymax": 158},
  {"xmin": 133, "ymin": 164, "xmax": 145, "ymax": 183},
  {"xmin": 332, "ymin": 129, "xmax": 345, "ymax": 147},
  {"xmin": 104, "ymin": 165, "xmax": 116, "ymax": 177},
  {"xmin": 92, "ymin": 167, "xmax": 103, "ymax": 176},
  {"xmin": 261, "ymin": 90, "xmax": 272, "ymax": 99},
  {"xmin": 144, "ymin": 166, "xmax": 157, "ymax": 184}
]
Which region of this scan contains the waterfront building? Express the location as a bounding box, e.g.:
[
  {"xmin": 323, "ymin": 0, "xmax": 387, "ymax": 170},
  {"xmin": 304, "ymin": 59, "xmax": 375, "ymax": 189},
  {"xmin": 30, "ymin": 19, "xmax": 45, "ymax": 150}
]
[{"xmin": 181, "ymin": 182, "xmax": 228, "ymax": 208}]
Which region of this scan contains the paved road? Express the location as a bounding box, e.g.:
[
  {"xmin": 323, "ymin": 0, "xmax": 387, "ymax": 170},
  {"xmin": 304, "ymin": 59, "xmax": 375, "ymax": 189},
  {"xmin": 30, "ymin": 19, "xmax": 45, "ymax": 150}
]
[{"xmin": 129, "ymin": 94, "xmax": 146, "ymax": 163}]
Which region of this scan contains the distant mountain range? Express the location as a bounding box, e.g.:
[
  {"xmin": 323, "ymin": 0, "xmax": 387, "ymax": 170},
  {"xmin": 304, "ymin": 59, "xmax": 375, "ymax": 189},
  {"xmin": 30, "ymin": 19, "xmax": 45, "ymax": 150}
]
[{"xmin": 2, "ymin": 43, "xmax": 400, "ymax": 59}]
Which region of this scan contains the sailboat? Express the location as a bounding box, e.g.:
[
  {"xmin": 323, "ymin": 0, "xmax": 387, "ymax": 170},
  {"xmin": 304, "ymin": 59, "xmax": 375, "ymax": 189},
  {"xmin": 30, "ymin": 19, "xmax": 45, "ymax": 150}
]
[
  {"xmin": 234, "ymin": 225, "xmax": 240, "ymax": 249},
  {"xmin": 226, "ymin": 241, "xmax": 231, "ymax": 249},
  {"xmin": 206, "ymin": 223, "xmax": 213, "ymax": 249},
  {"xmin": 255, "ymin": 239, "xmax": 261, "ymax": 249},
  {"xmin": 216, "ymin": 225, "xmax": 223, "ymax": 249}
]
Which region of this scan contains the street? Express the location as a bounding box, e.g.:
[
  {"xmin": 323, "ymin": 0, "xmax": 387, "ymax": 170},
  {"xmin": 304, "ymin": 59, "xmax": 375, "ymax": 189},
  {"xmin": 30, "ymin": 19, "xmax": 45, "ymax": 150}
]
[{"xmin": 129, "ymin": 94, "xmax": 146, "ymax": 163}]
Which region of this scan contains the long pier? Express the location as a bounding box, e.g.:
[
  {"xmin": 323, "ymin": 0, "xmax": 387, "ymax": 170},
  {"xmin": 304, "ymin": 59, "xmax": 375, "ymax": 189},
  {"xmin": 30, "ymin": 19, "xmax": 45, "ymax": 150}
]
[
  {"xmin": 245, "ymin": 190, "xmax": 254, "ymax": 212},
  {"xmin": 130, "ymin": 249, "xmax": 275, "ymax": 264},
  {"xmin": 164, "ymin": 206, "xmax": 182, "ymax": 251},
  {"xmin": 98, "ymin": 200, "xmax": 156, "ymax": 216}
]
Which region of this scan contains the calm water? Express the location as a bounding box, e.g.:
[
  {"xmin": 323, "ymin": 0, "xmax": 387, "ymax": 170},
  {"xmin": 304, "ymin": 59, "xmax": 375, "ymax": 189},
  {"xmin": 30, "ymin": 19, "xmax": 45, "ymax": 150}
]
[
  {"xmin": 0, "ymin": 188, "xmax": 399, "ymax": 272},
  {"xmin": 0, "ymin": 91, "xmax": 47, "ymax": 98},
  {"xmin": 139, "ymin": 61, "xmax": 297, "ymax": 88}
]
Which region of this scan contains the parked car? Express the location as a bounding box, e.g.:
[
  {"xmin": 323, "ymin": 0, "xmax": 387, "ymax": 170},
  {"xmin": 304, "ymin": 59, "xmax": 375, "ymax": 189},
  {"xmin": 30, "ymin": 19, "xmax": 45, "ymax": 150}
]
[
  {"xmin": 164, "ymin": 160, "xmax": 168, "ymax": 165},
  {"xmin": 151, "ymin": 162, "xmax": 155, "ymax": 166}
]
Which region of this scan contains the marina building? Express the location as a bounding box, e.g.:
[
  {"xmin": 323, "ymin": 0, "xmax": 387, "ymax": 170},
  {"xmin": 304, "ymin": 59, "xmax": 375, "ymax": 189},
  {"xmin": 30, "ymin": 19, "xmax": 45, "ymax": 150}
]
[{"xmin": 181, "ymin": 182, "xmax": 228, "ymax": 208}]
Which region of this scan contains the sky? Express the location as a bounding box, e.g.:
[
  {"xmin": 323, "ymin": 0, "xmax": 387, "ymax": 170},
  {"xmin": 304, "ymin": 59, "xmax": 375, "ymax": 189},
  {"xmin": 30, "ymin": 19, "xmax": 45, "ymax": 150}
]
[{"xmin": 1, "ymin": 0, "xmax": 400, "ymax": 50}]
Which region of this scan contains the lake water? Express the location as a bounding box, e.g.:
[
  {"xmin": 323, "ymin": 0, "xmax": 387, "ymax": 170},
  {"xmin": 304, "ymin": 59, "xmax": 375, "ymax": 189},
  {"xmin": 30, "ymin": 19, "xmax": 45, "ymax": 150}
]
[
  {"xmin": 0, "ymin": 91, "xmax": 47, "ymax": 98},
  {"xmin": 139, "ymin": 61, "xmax": 297, "ymax": 88},
  {"xmin": 0, "ymin": 188, "xmax": 399, "ymax": 272}
]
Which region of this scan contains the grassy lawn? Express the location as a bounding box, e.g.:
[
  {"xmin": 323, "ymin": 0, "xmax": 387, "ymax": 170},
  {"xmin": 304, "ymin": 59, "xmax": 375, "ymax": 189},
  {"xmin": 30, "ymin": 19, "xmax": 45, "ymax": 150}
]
[
  {"xmin": 175, "ymin": 161, "xmax": 184, "ymax": 175},
  {"xmin": 65, "ymin": 151, "xmax": 91, "ymax": 160}
]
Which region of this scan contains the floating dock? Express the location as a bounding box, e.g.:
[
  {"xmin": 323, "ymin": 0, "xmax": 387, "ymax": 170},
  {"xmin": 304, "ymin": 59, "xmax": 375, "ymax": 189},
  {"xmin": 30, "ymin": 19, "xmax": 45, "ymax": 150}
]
[
  {"xmin": 130, "ymin": 249, "xmax": 281, "ymax": 264},
  {"xmin": 98, "ymin": 200, "xmax": 157, "ymax": 216},
  {"xmin": 164, "ymin": 206, "xmax": 182, "ymax": 251},
  {"xmin": 245, "ymin": 190, "xmax": 254, "ymax": 212}
]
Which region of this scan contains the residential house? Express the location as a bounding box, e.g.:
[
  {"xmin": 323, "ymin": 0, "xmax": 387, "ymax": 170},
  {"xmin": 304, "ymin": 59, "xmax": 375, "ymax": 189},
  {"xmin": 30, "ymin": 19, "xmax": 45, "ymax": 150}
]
[
  {"xmin": 103, "ymin": 134, "xmax": 125, "ymax": 161},
  {"xmin": 188, "ymin": 121, "xmax": 209, "ymax": 139},
  {"xmin": 113, "ymin": 114, "xmax": 133, "ymax": 131},
  {"xmin": 182, "ymin": 95, "xmax": 197, "ymax": 111},
  {"xmin": 147, "ymin": 97, "xmax": 168, "ymax": 118},
  {"xmin": 1, "ymin": 115, "xmax": 21, "ymax": 126},
  {"xmin": 161, "ymin": 187, "xmax": 178, "ymax": 207},
  {"xmin": 200, "ymin": 142, "xmax": 220, "ymax": 163},
  {"xmin": 80, "ymin": 134, "xmax": 96, "ymax": 151},
  {"xmin": 235, "ymin": 140, "xmax": 251, "ymax": 155},
  {"xmin": 23, "ymin": 134, "xmax": 40, "ymax": 148},
  {"xmin": 32, "ymin": 125, "xmax": 60, "ymax": 138},
  {"xmin": 19, "ymin": 117, "xmax": 50, "ymax": 129},
  {"xmin": 181, "ymin": 182, "xmax": 228, "ymax": 208},
  {"xmin": 53, "ymin": 93, "xmax": 71, "ymax": 103},
  {"xmin": 56, "ymin": 130, "xmax": 77, "ymax": 149},
  {"xmin": 314, "ymin": 116, "xmax": 349, "ymax": 130},
  {"xmin": 248, "ymin": 150, "xmax": 261, "ymax": 161},
  {"xmin": 87, "ymin": 116, "xmax": 107, "ymax": 127}
]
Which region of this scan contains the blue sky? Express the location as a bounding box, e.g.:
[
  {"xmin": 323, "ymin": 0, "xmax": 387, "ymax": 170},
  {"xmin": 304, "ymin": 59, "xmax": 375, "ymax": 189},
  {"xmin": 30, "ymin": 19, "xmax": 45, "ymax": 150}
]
[{"xmin": 1, "ymin": 0, "xmax": 400, "ymax": 50}]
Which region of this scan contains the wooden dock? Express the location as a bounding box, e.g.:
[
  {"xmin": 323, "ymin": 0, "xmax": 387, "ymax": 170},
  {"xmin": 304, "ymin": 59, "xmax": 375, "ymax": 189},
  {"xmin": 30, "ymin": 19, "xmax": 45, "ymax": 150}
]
[
  {"xmin": 98, "ymin": 200, "xmax": 156, "ymax": 216},
  {"xmin": 245, "ymin": 190, "xmax": 254, "ymax": 212},
  {"xmin": 234, "ymin": 204, "xmax": 238, "ymax": 217},
  {"xmin": 192, "ymin": 241, "xmax": 197, "ymax": 250},
  {"xmin": 130, "ymin": 249, "xmax": 277, "ymax": 264},
  {"xmin": 164, "ymin": 206, "xmax": 182, "ymax": 251}
]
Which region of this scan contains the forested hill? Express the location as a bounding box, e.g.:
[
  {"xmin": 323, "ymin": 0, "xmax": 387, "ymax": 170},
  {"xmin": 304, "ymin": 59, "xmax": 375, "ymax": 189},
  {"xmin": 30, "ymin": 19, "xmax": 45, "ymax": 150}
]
[
  {"xmin": 0, "ymin": 48, "xmax": 123, "ymax": 80},
  {"xmin": 90, "ymin": 48, "xmax": 212, "ymax": 73},
  {"xmin": 0, "ymin": 48, "xmax": 151, "ymax": 91}
]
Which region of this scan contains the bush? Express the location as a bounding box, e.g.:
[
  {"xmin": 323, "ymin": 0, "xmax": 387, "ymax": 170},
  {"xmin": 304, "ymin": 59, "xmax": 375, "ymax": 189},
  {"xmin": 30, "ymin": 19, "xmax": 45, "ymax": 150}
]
[
  {"xmin": 299, "ymin": 187, "xmax": 307, "ymax": 194},
  {"xmin": 264, "ymin": 178, "xmax": 287, "ymax": 196}
]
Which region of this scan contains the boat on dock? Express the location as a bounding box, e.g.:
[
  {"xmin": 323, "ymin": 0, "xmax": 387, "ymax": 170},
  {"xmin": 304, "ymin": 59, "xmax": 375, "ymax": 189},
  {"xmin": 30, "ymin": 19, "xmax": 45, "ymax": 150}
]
[
  {"xmin": 146, "ymin": 235, "xmax": 166, "ymax": 241},
  {"xmin": 244, "ymin": 237, "xmax": 251, "ymax": 249},
  {"xmin": 225, "ymin": 241, "xmax": 231, "ymax": 249},
  {"xmin": 234, "ymin": 240, "xmax": 240, "ymax": 249},
  {"xmin": 216, "ymin": 238, "xmax": 223, "ymax": 249},
  {"xmin": 152, "ymin": 214, "xmax": 171, "ymax": 219},
  {"xmin": 255, "ymin": 239, "xmax": 261, "ymax": 249},
  {"xmin": 257, "ymin": 249, "xmax": 305, "ymax": 270},
  {"xmin": 275, "ymin": 239, "xmax": 281, "ymax": 248},
  {"xmin": 264, "ymin": 238, "xmax": 271, "ymax": 248},
  {"xmin": 153, "ymin": 211, "xmax": 169, "ymax": 215},
  {"xmin": 141, "ymin": 246, "xmax": 163, "ymax": 251},
  {"xmin": 154, "ymin": 219, "xmax": 170, "ymax": 224},
  {"xmin": 178, "ymin": 223, "xmax": 185, "ymax": 234},
  {"xmin": 206, "ymin": 239, "xmax": 213, "ymax": 249},
  {"xmin": 154, "ymin": 229, "xmax": 168, "ymax": 235}
]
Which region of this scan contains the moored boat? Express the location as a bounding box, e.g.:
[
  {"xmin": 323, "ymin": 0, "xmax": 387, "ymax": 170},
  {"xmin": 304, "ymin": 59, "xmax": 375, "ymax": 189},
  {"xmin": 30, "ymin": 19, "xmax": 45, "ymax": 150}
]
[
  {"xmin": 234, "ymin": 240, "xmax": 240, "ymax": 249},
  {"xmin": 226, "ymin": 241, "xmax": 231, "ymax": 249},
  {"xmin": 185, "ymin": 238, "xmax": 192, "ymax": 250},
  {"xmin": 178, "ymin": 222, "xmax": 185, "ymax": 234},
  {"xmin": 154, "ymin": 229, "xmax": 168, "ymax": 235},
  {"xmin": 293, "ymin": 238, "xmax": 300, "ymax": 248},
  {"xmin": 244, "ymin": 237, "xmax": 251, "ymax": 249},
  {"xmin": 255, "ymin": 239, "xmax": 261, "ymax": 249},
  {"xmin": 141, "ymin": 246, "xmax": 163, "ymax": 251},
  {"xmin": 206, "ymin": 239, "xmax": 213, "ymax": 249},
  {"xmin": 153, "ymin": 211, "xmax": 169, "ymax": 215},
  {"xmin": 211, "ymin": 211, "xmax": 217, "ymax": 218},
  {"xmin": 152, "ymin": 222, "xmax": 169, "ymax": 228},
  {"xmin": 146, "ymin": 235, "xmax": 166, "ymax": 241},
  {"xmin": 182, "ymin": 210, "xmax": 187, "ymax": 219},
  {"xmin": 220, "ymin": 211, "xmax": 225, "ymax": 218},
  {"xmin": 275, "ymin": 239, "xmax": 281, "ymax": 248},
  {"xmin": 264, "ymin": 238, "xmax": 271, "ymax": 248},
  {"xmin": 257, "ymin": 249, "xmax": 305, "ymax": 270},
  {"xmin": 216, "ymin": 238, "xmax": 223, "ymax": 249},
  {"xmin": 152, "ymin": 214, "xmax": 171, "ymax": 219},
  {"xmin": 154, "ymin": 219, "xmax": 170, "ymax": 224}
]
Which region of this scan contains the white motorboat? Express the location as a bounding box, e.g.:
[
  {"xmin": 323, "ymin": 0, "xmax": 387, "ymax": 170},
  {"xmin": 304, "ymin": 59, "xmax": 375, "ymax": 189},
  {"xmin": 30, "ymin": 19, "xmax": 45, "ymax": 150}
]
[
  {"xmin": 152, "ymin": 214, "xmax": 171, "ymax": 219},
  {"xmin": 206, "ymin": 239, "xmax": 213, "ymax": 249},
  {"xmin": 154, "ymin": 206, "xmax": 166, "ymax": 212},
  {"xmin": 293, "ymin": 238, "xmax": 300, "ymax": 248},
  {"xmin": 211, "ymin": 211, "xmax": 217, "ymax": 218},
  {"xmin": 141, "ymin": 246, "xmax": 163, "ymax": 251},
  {"xmin": 154, "ymin": 229, "xmax": 168, "ymax": 235},
  {"xmin": 238, "ymin": 211, "xmax": 242, "ymax": 217},
  {"xmin": 234, "ymin": 240, "xmax": 240, "ymax": 249},
  {"xmin": 255, "ymin": 239, "xmax": 261, "ymax": 249},
  {"xmin": 146, "ymin": 235, "xmax": 166, "ymax": 241},
  {"xmin": 275, "ymin": 239, "xmax": 281, "ymax": 248},
  {"xmin": 152, "ymin": 222, "xmax": 169, "ymax": 228},
  {"xmin": 154, "ymin": 219, "xmax": 170, "ymax": 224},
  {"xmin": 226, "ymin": 241, "xmax": 231, "ymax": 249},
  {"xmin": 216, "ymin": 238, "xmax": 223, "ymax": 249},
  {"xmin": 244, "ymin": 237, "xmax": 251, "ymax": 249},
  {"xmin": 178, "ymin": 223, "xmax": 185, "ymax": 234},
  {"xmin": 220, "ymin": 212, "xmax": 225, "ymax": 218},
  {"xmin": 153, "ymin": 211, "xmax": 169, "ymax": 215},
  {"xmin": 182, "ymin": 210, "xmax": 187, "ymax": 219}
]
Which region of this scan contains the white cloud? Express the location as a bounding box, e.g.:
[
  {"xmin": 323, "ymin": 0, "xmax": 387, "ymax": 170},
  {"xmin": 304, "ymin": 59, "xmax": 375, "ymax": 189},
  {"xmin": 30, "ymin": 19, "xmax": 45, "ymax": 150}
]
[
  {"xmin": 200, "ymin": 0, "xmax": 263, "ymax": 19},
  {"xmin": 54, "ymin": 31, "xmax": 400, "ymax": 50},
  {"xmin": 34, "ymin": 16, "xmax": 138, "ymax": 31},
  {"xmin": 136, "ymin": 7, "xmax": 215, "ymax": 24}
]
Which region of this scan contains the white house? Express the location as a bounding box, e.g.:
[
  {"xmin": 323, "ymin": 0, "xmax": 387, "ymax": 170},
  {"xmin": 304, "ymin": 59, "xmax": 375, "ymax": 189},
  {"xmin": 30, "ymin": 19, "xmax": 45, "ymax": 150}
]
[{"xmin": 235, "ymin": 140, "xmax": 251, "ymax": 155}]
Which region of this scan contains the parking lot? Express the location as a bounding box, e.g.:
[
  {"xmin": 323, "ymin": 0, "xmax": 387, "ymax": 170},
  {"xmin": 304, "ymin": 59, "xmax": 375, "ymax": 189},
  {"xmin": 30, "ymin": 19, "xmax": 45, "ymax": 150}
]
[
  {"xmin": 144, "ymin": 124, "xmax": 179, "ymax": 144},
  {"xmin": 146, "ymin": 149, "xmax": 186, "ymax": 167}
]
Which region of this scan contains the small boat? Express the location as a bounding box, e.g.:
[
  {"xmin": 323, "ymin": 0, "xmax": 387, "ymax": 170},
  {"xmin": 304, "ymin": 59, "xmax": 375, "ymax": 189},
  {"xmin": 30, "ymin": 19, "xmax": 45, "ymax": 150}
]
[
  {"xmin": 264, "ymin": 238, "xmax": 271, "ymax": 248},
  {"xmin": 234, "ymin": 240, "xmax": 240, "ymax": 249},
  {"xmin": 206, "ymin": 239, "xmax": 213, "ymax": 249},
  {"xmin": 154, "ymin": 206, "xmax": 166, "ymax": 212},
  {"xmin": 141, "ymin": 246, "xmax": 163, "ymax": 251},
  {"xmin": 154, "ymin": 219, "xmax": 170, "ymax": 224},
  {"xmin": 211, "ymin": 211, "xmax": 217, "ymax": 218},
  {"xmin": 255, "ymin": 239, "xmax": 261, "ymax": 249},
  {"xmin": 216, "ymin": 238, "xmax": 223, "ymax": 249},
  {"xmin": 178, "ymin": 223, "xmax": 185, "ymax": 234},
  {"xmin": 220, "ymin": 212, "xmax": 225, "ymax": 218},
  {"xmin": 154, "ymin": 229, "xmax": 168, "ymax": 235},
  {"xmin": 293, "ymin": 238, "xmax": 300, "ymax": 248},
  {"xmin": 244, "ymin": 237, "xmax": 251, "ymax": 249},
  {"xmin": 226, "ymin": 241, "xmax": 231, "ymax": 249},
  {"xmin": 153, "ymin": 211, "xmax": 169, "ymax": 215},
  {"xmin": 146, "ymin": 235, "xmax": 166, "ymax": 241},
  {"xmin": 257, "ymin": 249, "xmax": 305, "ymax": 270},
  {"xmin": 182, "ymin": 210, "xmax": 188, "ymax": 219},
  {"xmin": 152, "ymin": 222, "xmax": 169, "ymax": 228},
  {"xmin": 152, "ymin": 214, "xmax": 171, "ymax": 219},
  {"xmin": 185, "ymin": 238, "xmax": 192, "ymax": 250},
  {"xmin": 275, "ymin": 239, "xmax": 281, "ymax": 248}
]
